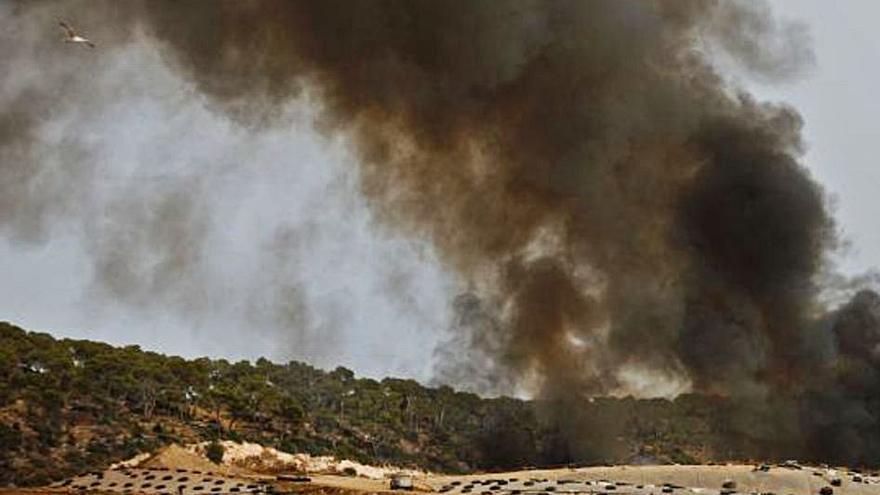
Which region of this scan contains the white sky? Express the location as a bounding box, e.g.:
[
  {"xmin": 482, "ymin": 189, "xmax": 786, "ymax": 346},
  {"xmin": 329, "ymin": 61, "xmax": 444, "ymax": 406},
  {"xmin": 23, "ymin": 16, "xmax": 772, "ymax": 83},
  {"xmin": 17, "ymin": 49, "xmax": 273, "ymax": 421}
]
[
  {"xmin": 761, "ymin": 1, "xmax": 880, "ymax": 274},
  {"xmin": 1, "ymin": 2, "xmax": 878, "ymax": 383}
]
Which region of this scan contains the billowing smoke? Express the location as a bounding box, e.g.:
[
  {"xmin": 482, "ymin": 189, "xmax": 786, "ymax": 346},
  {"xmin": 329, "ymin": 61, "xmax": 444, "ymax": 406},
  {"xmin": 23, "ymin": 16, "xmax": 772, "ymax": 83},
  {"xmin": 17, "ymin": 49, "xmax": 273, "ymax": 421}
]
[{"xmin": 6, "ymin": 0, "xmax": 880, "ymax": 465}]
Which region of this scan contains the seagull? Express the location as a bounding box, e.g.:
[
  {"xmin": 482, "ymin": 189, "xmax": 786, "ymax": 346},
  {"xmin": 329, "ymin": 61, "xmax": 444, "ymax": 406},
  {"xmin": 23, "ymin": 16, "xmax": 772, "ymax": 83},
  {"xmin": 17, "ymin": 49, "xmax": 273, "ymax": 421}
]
[{"xmin": 59, "ymin": 20, "xmax": 95, "ymax": 48}]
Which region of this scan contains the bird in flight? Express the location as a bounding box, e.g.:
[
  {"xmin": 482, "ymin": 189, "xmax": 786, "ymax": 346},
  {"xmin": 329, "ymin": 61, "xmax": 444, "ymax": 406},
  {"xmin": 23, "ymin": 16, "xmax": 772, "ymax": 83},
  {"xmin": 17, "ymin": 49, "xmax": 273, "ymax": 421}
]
[{"xmin": 59, "ymin": 20, "xmax": 95, "ymax": 48}]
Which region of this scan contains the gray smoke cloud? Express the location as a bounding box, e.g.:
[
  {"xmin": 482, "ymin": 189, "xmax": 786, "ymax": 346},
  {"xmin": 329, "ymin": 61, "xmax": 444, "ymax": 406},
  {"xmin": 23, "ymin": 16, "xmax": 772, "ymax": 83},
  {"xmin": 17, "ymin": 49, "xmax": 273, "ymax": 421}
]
[
  {"xmin": 0, "ymin": 0, "xmax": 450, "ymax": 378},
  {"xmin": 6, "ymin": 0, "xmax": 880, "ymax": 465}
]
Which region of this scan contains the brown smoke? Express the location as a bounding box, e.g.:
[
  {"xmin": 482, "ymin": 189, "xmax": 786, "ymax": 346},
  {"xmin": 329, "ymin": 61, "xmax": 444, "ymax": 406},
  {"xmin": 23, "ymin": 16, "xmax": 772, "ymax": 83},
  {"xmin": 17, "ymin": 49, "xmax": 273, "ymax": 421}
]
[{"xmin": 9, "ymin": 0, "xmax": 880, "ymax": 464}]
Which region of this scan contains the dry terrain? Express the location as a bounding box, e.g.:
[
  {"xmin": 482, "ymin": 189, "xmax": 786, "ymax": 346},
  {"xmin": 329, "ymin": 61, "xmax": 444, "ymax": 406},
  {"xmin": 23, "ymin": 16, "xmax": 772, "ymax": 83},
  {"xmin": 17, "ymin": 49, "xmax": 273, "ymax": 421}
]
[
  {"xmin": 16, "ymin": 463, "xmax": 869, "ymax": 495},
  {"xmin": 311, "ymin": 464, "xmax": 876, "ymax": 495}
]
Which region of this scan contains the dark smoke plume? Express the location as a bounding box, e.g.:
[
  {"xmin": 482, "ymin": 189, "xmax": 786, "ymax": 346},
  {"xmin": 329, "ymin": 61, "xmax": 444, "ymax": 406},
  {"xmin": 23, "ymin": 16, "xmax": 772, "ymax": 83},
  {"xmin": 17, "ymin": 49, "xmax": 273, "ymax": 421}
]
[{"xmin": 9, "ymin": 0, "xmax": 880, "ymax": 465}]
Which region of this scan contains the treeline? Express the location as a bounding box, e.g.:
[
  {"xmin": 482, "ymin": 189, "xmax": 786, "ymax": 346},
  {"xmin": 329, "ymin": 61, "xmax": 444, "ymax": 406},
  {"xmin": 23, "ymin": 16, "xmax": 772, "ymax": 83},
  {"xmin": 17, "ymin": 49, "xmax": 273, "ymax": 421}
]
[{"xmin": 1, "ymin": 322, "xmax": 750, "ymax": 487}]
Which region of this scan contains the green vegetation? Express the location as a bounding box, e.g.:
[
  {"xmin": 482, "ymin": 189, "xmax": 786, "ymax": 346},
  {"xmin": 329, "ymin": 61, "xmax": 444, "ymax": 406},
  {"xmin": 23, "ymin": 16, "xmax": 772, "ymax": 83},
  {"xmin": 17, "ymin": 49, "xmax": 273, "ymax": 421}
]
[
  {"xmin": 206, "ymin": 440, "xmax": 225, "ymax": 464},
  {"xmin": 0, "ymin": 322, "xmax": 747, "ymax": 487}
]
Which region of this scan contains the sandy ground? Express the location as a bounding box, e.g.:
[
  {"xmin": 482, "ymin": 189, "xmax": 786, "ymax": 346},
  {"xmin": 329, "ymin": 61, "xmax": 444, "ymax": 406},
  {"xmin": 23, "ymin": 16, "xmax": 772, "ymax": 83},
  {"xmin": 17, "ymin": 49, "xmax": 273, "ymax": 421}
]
[
  {"xmin": 303, "ymin": 464, "xmax": 878, "ymax": 495},
  {"xmin": 47, "ymin": 467, "xmax": 271, "ymax": 495},
  {"xmin": 424, "ymin": 465, "xmax": 875, "ymax": 495},
  {"xmin": 25, "ymin": 462, "xmax": 880, "ymax": 495}
]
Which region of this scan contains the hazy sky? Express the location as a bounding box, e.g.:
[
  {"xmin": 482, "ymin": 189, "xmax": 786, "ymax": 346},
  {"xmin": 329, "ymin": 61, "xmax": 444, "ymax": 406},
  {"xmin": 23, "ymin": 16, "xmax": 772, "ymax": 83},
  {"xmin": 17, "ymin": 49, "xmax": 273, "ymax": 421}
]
[
  {"xmin": 0, "ymin": 24, "xmax": 455, "ymax": 380},
  {"xmin": 757, "ymin": 1, "xmax": 880, "ymax": 274},
  {"xmin": 1, "ymin": 1, "xmax": 878, "ymax": 383}
]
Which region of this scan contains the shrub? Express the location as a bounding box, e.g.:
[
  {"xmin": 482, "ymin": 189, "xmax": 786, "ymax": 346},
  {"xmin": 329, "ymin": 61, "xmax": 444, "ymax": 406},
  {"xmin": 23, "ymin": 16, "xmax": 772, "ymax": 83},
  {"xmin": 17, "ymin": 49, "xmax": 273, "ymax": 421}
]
[{"xmin": 206, "ymin": 440, "xmax": 225, "ymax": 464}]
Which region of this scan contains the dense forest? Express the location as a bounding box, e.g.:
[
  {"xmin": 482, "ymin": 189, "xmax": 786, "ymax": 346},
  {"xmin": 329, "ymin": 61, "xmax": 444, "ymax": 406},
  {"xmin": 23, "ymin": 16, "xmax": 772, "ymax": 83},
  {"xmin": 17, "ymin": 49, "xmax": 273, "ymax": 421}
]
[{"xmin": 1, "ymin": 322, "xmax": 770, "ymax": 487}]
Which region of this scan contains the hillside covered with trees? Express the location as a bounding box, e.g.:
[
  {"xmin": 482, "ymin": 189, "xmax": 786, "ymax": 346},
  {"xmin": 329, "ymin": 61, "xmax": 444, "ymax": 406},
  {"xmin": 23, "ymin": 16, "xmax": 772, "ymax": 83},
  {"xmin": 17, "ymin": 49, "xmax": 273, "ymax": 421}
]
[{"xmin": 1, "ymin": 322, "xmax": 770, "ymax": 486}]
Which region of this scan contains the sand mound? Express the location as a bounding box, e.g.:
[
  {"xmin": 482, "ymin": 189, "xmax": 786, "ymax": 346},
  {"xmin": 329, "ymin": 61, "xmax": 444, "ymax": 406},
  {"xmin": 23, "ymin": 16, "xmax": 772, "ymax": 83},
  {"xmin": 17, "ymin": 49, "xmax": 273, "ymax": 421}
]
[
  {"xmin": 120, "ymin": 444, "xmax": 251, "ymax": 476},
  {"xmin": 112, "ymin": 441, "xmax": 420, "ymax": 480},
  {"xmin": 109, "ymin": 451, "xmax": 152, "ymax": 469},
  {"xmin": 188, "ymin": 441, "xmax": 420, "ymax": 479}
]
